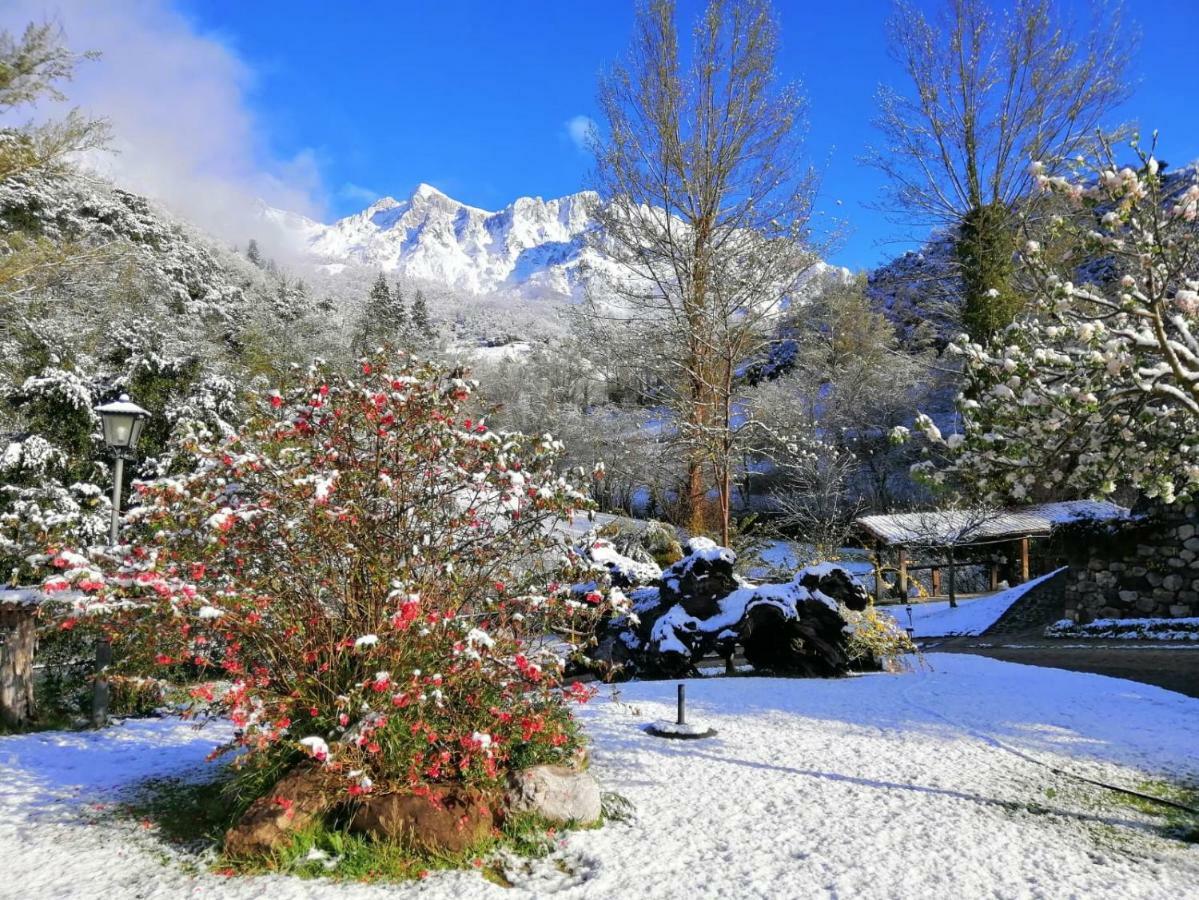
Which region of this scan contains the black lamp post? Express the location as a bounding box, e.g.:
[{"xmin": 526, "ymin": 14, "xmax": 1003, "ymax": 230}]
[
  {"xmin": 95, "ymin": 394, "xmax": 149, "ymax": 546},
  {"xmin": 92, "ymin": 393, "xmax": 149, "ymax": 726}
]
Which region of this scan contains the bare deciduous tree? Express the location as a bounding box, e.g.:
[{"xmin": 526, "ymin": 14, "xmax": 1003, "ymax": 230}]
[
  {"xmin": 867, "ymin": 0, "xmax": 1133, "ymax": 340},
  {"xmin": 586, "ymin": 0, "xmax": 819, "ymax": 544}
]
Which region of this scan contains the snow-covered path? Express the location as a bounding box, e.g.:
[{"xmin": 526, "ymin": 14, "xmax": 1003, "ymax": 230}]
[{"xmin": 1, "ymin": 655, "xmax": 1196, "ymax": 899}]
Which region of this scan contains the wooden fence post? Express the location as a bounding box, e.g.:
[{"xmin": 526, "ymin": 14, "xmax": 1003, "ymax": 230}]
[{"xmin": 0, "ymin": 601, "xmax": 37, "ymax": 728}]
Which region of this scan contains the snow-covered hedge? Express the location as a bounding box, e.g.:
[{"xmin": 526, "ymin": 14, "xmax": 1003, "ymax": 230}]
[{"xmin": 1045, "ymin": 617, "xmax": 1199, "ymax": 641}]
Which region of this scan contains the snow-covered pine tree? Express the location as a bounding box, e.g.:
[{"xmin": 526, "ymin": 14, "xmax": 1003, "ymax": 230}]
[
  {"xmin": 411, "ymin": 288, "xmax": 435, "ymax": 340},
  {"xmin": 391, "ymin": 278, "xmax": 408, "ymax": 330}
]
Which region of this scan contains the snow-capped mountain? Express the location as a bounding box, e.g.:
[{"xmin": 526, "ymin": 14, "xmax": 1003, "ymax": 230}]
[{"xmin": 269, "ymin": 184, "xmax": 603, "ymax": 300}]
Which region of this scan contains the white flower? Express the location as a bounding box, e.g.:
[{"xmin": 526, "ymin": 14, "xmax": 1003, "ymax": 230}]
[
  {"xmin": 300, "ymin": 736, "xmax": 330, "ymax": 762},
  {"xmin": 354, "ymin": 634, "xmax": 379, "ymax": 649}
]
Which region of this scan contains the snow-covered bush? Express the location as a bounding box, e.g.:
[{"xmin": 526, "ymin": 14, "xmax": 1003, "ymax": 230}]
[
  {"xmin": 916, "ymin": 143, "xmax": 1199, "ymax": 505},
  {"xmin": 43, "ymin": 352, "xmax": 617, "ymax": 799}
]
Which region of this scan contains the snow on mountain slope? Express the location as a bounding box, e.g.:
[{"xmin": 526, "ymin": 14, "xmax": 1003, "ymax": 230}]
[{"xmin": 269, "ymin": 184, "xmax": 603, "ymax": 300}]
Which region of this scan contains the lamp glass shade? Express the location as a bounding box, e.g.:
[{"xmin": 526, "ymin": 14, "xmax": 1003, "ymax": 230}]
[{"xmin": 96, "ymin": 395, "xmax": 150, "ymax": 451}]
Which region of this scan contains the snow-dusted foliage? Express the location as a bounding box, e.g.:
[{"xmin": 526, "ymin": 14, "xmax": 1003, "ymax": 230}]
[
  {"xmin": 0, "ymin": 159, "xmax": 345, "ymax": 579},
  {"xmin": 41, "ymin": 352, "xmax": 620, "ymax": 797},
  {"xmin": 916, "ymin": 148, "xmax": 1199, "ymax": 505}
]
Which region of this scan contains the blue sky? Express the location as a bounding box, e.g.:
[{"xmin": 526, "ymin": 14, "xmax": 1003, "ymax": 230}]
[{"xmin": 30, "ymin": 0, "xmax": 1199, "ymax": 269}]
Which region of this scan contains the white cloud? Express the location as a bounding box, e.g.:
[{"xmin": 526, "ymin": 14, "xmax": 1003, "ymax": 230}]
[
  {"xmin": 564, "ymin": 114, "xmax": 597, "ymax": 153},
  {"xmin": 337, "ymin": 181, "xmax": 381, "ymax": 207},
  {"xmin": 0, "ymin": 0, "xmax": 328, "ymax": 257}
]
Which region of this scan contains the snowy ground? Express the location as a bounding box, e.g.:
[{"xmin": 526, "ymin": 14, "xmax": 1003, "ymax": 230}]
[
  {"xmin": 900, "ymin": 568, "xmax": 1065, "ymax": 638},
  {"xmin": 2, "ymin": 655, "xmax": 1197, "ymax": 898}
]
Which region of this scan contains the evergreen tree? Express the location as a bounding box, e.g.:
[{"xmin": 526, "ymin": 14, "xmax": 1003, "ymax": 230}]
[
  {"xmin": 411, "ymin": 289, "xmax": 434, "ymax": 340},
  {"xmin": 391, "ymin": 279, "xmax": 408, "ymax": 330},
  {"xmin": 246, "ymin": 238, "xmax": 262, "ymax": 267}
]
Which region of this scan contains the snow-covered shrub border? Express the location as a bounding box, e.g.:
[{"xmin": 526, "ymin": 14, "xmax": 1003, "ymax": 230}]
[{"xmin": 1045, "ymin": 617, "xmax": 1199, "ymax": 641}]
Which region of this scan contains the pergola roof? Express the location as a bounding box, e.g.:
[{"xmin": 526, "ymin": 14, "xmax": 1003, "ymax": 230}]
[{"xmin": 855, "ymin": 500, "xmax": 1130, "ymax": 547}]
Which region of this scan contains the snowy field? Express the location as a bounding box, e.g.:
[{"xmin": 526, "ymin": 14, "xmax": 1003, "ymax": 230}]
[
  {"xmin": 902, "ymin": 568, "xmax": 1065, "ymax": 637},
  {"xmin": 1, "ymin": 655, "xmax": 1197, "ymax": 899}
]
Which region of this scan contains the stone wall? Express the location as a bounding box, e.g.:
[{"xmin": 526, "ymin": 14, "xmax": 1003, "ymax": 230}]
[{"xmin": 1063, "ymin": 505, "xmax": 1199, "ymax": 623}]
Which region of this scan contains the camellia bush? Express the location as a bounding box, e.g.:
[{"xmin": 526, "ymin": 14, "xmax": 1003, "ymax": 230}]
[{"xmin": 43, "ymin": 351, "xmax": 618, "ymax": 799}]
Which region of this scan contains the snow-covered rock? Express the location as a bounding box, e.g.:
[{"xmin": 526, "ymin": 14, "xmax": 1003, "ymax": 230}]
[{"xmin": 504, "ymin": 765, "xmax": 602, "ymax": 825}]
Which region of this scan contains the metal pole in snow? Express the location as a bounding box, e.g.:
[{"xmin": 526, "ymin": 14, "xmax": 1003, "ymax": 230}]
[
  {"xmin": 677, "ymin": 683, "xmax": 685, "ymax": 725},
  {"xmin": 109, "ymin": 455, "xmax": 123, "ymax": 547},
  {"xmin": 94, "ymin": 454, "xmax": 123, "ymax": 728}
]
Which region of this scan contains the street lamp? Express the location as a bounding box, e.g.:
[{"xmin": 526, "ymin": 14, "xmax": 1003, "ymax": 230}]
[
  {"xmin": 92, "ymin": 393, "xmax": 149, "ymax": 727},
  {"xmin": 95, "ymin": 394, "xmax": 150, "ymax": 546}
]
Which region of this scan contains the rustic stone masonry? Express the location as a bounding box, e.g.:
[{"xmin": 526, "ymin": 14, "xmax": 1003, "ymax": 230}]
[{"xmin": 1063, "ymin": 504, "xmax": 1199, "ymax": 623}]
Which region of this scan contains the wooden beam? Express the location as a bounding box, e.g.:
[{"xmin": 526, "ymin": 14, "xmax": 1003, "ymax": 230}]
[
  {"xmin": 1018, "ymin": 537, "xmax": 1030, "ymax": 584},
  {"xmin": 897, "ymin": 546, "xmax": 909, "ymax": 599},
  {"xmin": 931, "ymin": 566, "xmax": 941, "ymax": 597},
  {"xmin": 874, "ymin": 541, "xmax": 884, "ymax": 604}
]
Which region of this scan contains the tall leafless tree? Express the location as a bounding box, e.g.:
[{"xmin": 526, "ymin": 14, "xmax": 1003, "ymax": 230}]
[
  {"xmin": 586, "ymin": 0, "xmax": 819, "ymax": 544},
  {"xmin": 867, "ymin": 0, "xmax": 1133, "ymax": 340}
]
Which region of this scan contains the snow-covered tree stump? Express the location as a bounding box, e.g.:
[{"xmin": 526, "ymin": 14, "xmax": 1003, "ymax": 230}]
[
  {"xmin": 579, "ymin": 538, "xmax": 877, "ymax": 680},
  {"xmin": 0, "ymin": 594, "xmax": 38, "ymax": 727}
]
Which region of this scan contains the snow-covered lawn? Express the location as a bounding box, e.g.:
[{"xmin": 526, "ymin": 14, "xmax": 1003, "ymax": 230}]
[
  {"xmin": 2, "ymin": 655, "xmax": 1197, "ymax": 898},
  {"xmin": 901, "ymin": 567, "xmax": 1065, "ymax": 638}
]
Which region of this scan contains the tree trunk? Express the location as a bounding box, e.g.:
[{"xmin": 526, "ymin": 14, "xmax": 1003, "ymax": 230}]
[
  {"xmin": 0, "ymin": 607, "xmax": 37, "ymax": 728},
  {"xmin": 947, "ymin": 548, "xmax": 958, "ymax": 608}
]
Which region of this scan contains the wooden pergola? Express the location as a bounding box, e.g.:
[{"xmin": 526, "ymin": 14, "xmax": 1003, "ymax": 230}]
[{"xmin": 854, "ymin": 501, "xmax": 1129, "ymax": 602}]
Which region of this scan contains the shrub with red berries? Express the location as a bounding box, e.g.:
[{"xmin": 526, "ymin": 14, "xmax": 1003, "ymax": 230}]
[{"xmin": 43, "ymin": 352, "xmax": 612, "ymax": 798}]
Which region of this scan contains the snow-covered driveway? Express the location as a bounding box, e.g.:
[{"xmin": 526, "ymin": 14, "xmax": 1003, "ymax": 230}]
[{"xmin": 1, "ymin": 655, "xmax": 1196, "ymax": 899}]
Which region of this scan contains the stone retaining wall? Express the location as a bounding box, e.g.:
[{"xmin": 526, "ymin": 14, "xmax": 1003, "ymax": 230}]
[{"xmin": 1063, "ymin": 505, "xmax": 1198, "ymax": 623}]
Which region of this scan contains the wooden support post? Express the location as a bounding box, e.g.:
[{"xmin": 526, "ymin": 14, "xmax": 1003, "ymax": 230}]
[
  {"xmin": 0, "ymin": 605, "xmax": 37, "ymax": 728},
  {"xmin": 931, "ymin": 566, "xmax": 941, "ymax": 597},
  {"xmin": 990, "ymin": 563, "xmax": 999, "ymax": 592},
  {"xmin": 91, "ymin": 637, "xmax": 111, "ymax": 729},
  {"xmin": 897, "ymin": 547, "xmax": 909, "ymax": 599},
  {"xmin": 1018, "ymin": 537, "xmax": 1030, "ymax": 584},
  {"xmin": 874, "ymin": 541, "xmax": 884, "ymax": 604}
]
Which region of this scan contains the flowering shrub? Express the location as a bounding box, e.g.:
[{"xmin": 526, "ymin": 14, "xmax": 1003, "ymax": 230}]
[
  {"xmin": 912, "ymin": 140, "xmax": 1199, "ymax": 504},
  {"xmin": 43, "ymin": 352, "xmax": 613, "ymax": 798}
]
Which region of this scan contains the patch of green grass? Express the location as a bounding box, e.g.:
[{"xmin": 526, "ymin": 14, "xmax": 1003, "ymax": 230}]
[
  {"xmin": 117, "ymin": 771, "xmax": 623, "ymax": 885},
  {"xmin": 120, "ymin": 773, "xmax": 247, "ymax": 854},
  {"xmin": 1109, "ymin": 779, "xmax": 1199, "ymax": 844}
]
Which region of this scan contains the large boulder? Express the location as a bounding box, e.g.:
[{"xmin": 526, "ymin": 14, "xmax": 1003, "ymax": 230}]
[
  {"xmin": 349, "ymin": 786, "xmax": 494, "ymax": 853},
  {"xmin": 224, "ymin": 763, "xmax": 334, "ymax": 858},
  {"xmin": 504, "ymin": 765, "xmax": 602, "ymax": 825}
]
